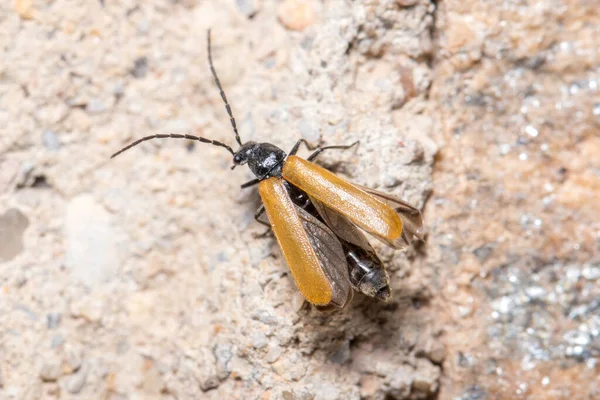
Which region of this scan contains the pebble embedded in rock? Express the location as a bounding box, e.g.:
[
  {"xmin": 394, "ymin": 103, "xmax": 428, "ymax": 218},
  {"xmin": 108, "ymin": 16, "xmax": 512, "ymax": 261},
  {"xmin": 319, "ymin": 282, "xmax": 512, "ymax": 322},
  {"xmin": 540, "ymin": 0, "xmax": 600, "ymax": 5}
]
[
  {"xmin": 213, "ymin": 344, "xmax": 233, "ymax": 380},
  {"xmin": 66, "ymin": 364, "xmax": 88, "ymax": 394},
  {"xmin": 235, "ymin": 0, "xmax": 261, "ymax": 17},
  {"xmin": 396, "ymin": 0, "xmax": 418, "ymax": 6},
  {"xmin": 0, "ymin": 208, "xmax": 29, "ymax": 263},
  {"xmin": 70, "ymin": 296, "xmax": 106, "ymax": 323},
  {"xmin": 251, "ymin": 332, "xmax": 269, "ymax": 350},
  {"xmin": 42, "ymin": 130, "xmax": 60, "ymax": 150},
  {"xmin": 251, "ymin": 309, "xmax": 277, "ymax": 325},
  {"xmin": 412, "ymin": 359, "xmax": 440, "ymax": 395},
  {"xmin": 387, "ymin": 365, "xmax": 413, "ymax": 398},
  {"xmin": 50, "ymin": 335, "xmax": 64, "ymax": 348},
  {"xmin": 46, "ymin": 313, "xmax": 61, "ymax": 329},
  {"xmin": 131, "ymin": 56, "xmax": 148, "ymax": 78},
  {"xmin": 197, "ymin": 349, "xmax": 220, "ymax": 392},
  {"xmin": 277, "ymin": 0, "xmax": 318, "ymax": 31},
  {"xmin": 329, "ymin": 341, "xmax": 351, "ymax": 364},
  {"xmin": 39, "ymin": 360, "xmax": 62, "ymax": 382},
  {"xmin": 14, "ymin": 0, "xmax": 34, "ymax": 19},
  {"xmin": 65, "ymin": 195, "xmax": 120, "ymax": 287},
  {"xmin": 66, "ymin": 347, "xmax": 83, "ymax": 372},
  {"xmin": 85, "ymin": 98, "xmax": 108, "ymax": 114}
]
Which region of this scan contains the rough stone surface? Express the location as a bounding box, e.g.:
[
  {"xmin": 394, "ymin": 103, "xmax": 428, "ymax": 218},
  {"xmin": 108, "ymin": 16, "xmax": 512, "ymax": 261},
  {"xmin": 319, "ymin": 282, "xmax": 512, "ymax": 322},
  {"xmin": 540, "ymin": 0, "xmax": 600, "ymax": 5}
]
[
  {"xmin": 430, "ymin": 0, "xmax": 600, "ymax": 398},
  {"xmin": 1, "ymin": 0, "xmax": 597, "ymax": 399}
]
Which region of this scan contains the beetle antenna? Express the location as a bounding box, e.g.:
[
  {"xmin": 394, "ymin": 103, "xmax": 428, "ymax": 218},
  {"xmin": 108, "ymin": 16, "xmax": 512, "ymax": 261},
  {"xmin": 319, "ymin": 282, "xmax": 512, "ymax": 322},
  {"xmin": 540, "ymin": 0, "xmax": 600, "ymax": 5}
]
[
  {"xmin": 207, "ymin": 29, "xmax": 242, "ymax": 147},
  {"xmin": 110, "ymin": 133, "xmax": 235, "ymax": 159}
]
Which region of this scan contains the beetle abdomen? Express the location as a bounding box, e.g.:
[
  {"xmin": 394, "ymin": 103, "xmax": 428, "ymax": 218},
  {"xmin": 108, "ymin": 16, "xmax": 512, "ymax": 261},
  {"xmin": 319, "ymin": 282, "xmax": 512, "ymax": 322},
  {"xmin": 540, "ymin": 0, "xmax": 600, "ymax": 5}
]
[{"xmin": 343, "ymin": 242, "xmax": 391, "ymax": 301}]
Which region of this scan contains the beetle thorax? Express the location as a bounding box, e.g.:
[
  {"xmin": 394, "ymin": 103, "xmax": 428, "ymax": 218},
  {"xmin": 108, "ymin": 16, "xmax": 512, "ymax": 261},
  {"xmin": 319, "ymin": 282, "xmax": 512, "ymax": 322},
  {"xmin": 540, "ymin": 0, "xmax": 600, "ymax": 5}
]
[
  {"xmin": 234, "ymin": 142, "xmax": 286, "ymax": 179},
  {"xmin": 248, "ymin": 142, "xmax": 286, "ymax": 178}
]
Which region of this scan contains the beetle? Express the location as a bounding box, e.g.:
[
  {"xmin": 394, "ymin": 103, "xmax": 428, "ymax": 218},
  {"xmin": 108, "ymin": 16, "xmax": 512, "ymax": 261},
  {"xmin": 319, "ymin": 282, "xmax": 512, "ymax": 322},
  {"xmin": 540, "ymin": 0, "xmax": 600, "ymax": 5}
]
[{"xmin": 111, "ymin": 30, "xmax": 424, "ymax": 309}]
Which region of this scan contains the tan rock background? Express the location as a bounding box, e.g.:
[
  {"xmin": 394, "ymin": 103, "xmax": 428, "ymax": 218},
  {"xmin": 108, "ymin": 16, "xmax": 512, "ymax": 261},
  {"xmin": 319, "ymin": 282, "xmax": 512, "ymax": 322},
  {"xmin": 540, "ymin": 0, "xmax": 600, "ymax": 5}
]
[{"xmin": 0, "ymin": 0, "xmax": 598, "ymax": 399}]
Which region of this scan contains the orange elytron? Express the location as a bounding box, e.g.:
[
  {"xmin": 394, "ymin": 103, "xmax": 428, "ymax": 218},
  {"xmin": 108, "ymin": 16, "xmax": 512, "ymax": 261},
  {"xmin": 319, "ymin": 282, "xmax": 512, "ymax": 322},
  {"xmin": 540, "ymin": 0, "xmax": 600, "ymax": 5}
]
[
  {"xmin": 282, "ymin": 156, "xmax": 403, "ymax": 244},
  {"xmin": 259, "ymin": 177, "xmax": 350, "ymax": 307},
  {"xmin": 110, "ymin": 30, "xmax": 424, "ymax": 309}
]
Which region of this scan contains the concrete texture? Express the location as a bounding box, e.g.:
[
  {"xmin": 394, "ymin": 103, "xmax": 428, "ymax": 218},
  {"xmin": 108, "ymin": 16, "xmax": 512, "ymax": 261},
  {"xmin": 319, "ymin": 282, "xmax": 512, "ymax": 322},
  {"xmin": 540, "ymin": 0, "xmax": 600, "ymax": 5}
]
[{"xmin": 0, "ymin": 0, "xmax": 598, "ymax": 399}]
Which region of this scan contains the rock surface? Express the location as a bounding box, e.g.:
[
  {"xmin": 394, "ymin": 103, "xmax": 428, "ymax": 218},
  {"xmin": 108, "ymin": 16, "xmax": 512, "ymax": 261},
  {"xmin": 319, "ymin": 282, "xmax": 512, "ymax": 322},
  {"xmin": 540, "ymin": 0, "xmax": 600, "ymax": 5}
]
[{"xmin": 0, "ymin": 0, "xmax": 598, "ymax": 399}]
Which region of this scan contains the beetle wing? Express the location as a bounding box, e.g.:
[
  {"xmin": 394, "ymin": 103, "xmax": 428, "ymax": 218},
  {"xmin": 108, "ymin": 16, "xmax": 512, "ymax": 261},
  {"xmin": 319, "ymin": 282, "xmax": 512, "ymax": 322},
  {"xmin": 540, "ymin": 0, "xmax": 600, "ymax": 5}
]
[
  {"xmin": 282, "ymin": 156, "xmax": 403, "ymax": 245},
  {"xmin": 295, "ymin": 206, "xmax": 352, "ymax": 308},
  {"xmin": 353, "ymin": 184, "xmax": 424, "ymax": 249},
  {"xmin": 258, "ymin": 177, "xmax": 351, "ymax": 308},
  {"xmin": 308, "ymin": 195, "xmax": 373, "ymax": 251}
]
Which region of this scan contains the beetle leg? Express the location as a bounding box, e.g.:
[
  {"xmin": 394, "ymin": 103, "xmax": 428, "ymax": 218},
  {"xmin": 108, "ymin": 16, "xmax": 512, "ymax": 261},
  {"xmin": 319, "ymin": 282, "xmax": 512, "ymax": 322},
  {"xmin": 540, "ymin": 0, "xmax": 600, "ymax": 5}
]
[
  {"xmin": 253, "ymin": 205, "xmax": 273, "ymax": 238},
  {"xmin": 288, "ymin": 139, "xmax": 359, "ymax": 160},
  {"xmin": 307, "ymin": 141, "xmax": 359, "ymax": 162},
  {"xmin": 241, "ymin": 178, "xmax": 261, "ymax": 189},
  {"xmin": 288, "ymin": 139, "xmax": 314, "ymax": 156}
]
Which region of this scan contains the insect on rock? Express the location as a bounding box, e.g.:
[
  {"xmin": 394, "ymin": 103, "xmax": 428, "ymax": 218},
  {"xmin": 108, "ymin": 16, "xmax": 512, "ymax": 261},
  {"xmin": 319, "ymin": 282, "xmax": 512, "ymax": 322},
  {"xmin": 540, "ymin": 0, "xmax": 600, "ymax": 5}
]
[{"xmin": 111, "ymin": 30, "xmax": 424, "ymax": 310}]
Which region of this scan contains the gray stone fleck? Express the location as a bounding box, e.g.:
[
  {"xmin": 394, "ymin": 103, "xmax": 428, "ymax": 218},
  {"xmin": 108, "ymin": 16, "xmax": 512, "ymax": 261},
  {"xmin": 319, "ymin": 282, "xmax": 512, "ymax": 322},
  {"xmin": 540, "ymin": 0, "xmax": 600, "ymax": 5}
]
[
  {"xmin": 47, "ymin": 313, "xmax": 61, "ymax": 329},
  {"xmin": 131, "ymin": 56, "xmax": 148, "ymax": 78},
  {"xmin": 329, "ymin": 340, "xmax": 351, "ymax": 364},
  {"xmin": 113, "ymin": 80, "xmax": 124, "ymax": 97},
  {"xmin": 251, "ymin": 331, "xmax": 269, "ymax": 350},
  {"xmin": 252, "ymin": 309, "xmax": 277, "ymax": 325},
  {"xmin": 236, "ymin": 0, "xmax": 261, "ymax": 17},
  {"xmin": 213, "ymin": 344, "xmax": 232, "ymax": 380},
  {"xmin": 0, "ymin": 208, "xmax": 29, "ymax": 262},
  {"xmin": 42, "ymin": 130, "xmax": 60, "ymax": 150},
  {"xmin": 199, "ymin": 375, "xmax": 219, "ymax": 392},
  {"xmin": 472, "ymin": 244, "xmax": 493, "ymax": 263},
  {"xmin": 14, "ymin": 304, "xmax": 38, "ymax": 320},
  {"xmin": 458, "ymin": 385, "xmax": 487, "ymax": 400},
  {"xmin": 85, "ymin": 98, "xmax": 107, "ymax": 114},
  {"xmin": 50, "ymin": 335, "xmax": 64, "ymax": 348}
]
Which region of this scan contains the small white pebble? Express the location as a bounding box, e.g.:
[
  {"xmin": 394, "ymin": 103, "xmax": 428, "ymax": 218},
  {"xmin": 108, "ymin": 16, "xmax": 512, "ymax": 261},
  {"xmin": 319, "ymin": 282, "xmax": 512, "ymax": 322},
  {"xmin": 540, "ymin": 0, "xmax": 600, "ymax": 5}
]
[
  {"xmin": 499, "ymin": 143, "xmax": 511, "ymax": 155},
  {"xmin": 525, "ymin": 125, "xmax": 539, "ymax": 137},
  {"xmin": 541, "ymin": 376, "xmax": 550, "ymax": 386}
]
